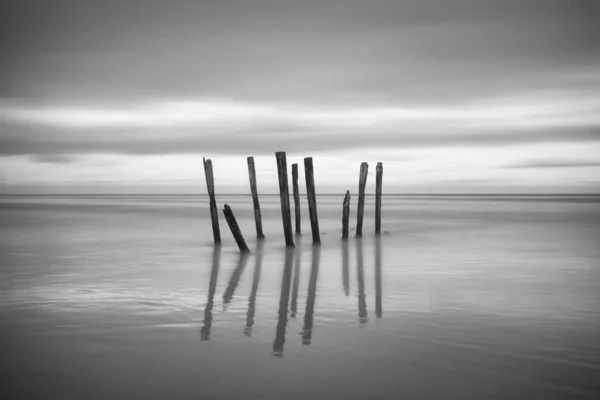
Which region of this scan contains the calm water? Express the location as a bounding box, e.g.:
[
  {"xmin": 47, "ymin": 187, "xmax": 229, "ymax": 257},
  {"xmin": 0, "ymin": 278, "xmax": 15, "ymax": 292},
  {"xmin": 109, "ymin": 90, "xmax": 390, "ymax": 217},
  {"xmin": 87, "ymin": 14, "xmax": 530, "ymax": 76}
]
[{"xmin": 1, "ymin": 194, "xmax": 599, "ymax": 399}]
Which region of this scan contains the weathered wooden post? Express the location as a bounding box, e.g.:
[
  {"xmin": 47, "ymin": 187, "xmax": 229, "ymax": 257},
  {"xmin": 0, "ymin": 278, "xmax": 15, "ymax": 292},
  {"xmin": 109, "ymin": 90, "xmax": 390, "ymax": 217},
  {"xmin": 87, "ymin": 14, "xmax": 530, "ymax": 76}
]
[
  {"xmin": 342, "ymin": 190, "xmax": 350, "ymax": 239},
  {"xmin": 375, "ymin": 162, "xmax": 383, "ymax": 235},
  {"xmin": 222, "ymin": 204, "xmax": 250, "ymax": 252},
  {"xmin": 304, "ymin": 157, "xmax": 320, "ymax": 243},
  {"xmin": 247, "ymin": 156, "xmax": 265, "ymax": 238},
  {"xmin": 356, "ymin": 162, "xmax": 369, "ymax": 237},
  {"xmin": 292, "ymin": 163, "xmax": 301, "ymax": 235},
  {"xmin": 203, "ymin": 157, "xmax": 221, "ymax": 243},
  {"xmin": 275, "ymin": 152, "xmax": 295, "ymax": 247}
]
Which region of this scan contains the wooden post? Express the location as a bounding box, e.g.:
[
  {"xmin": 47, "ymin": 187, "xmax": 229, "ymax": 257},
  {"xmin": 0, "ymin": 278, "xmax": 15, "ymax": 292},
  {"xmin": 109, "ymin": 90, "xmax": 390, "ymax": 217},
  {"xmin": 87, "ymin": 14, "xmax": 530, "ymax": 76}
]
[
  {"xmin": 375, "ymin": 162, "xmax": 383, "ymax": 235},
  {"xmin": 356, "ymin": 162, "xmax": 369, "ymax": 237},
  {"xmin": 342, "ymin": 190, "xmax": 350, "ymax": 239},
  {"xmin": 203, "ymin": 157, "xmax": 221, "ymax": 243},
  {"xmin": 222, "ymin": 204, "xmax": 250, "ymax": 252},
  {"xmin": 304, "ymin": 157, "xmax": 320, "ymax": 243},
  {"xmin": 292, "ymin": 163, "xmax": 301, "ymax": 235},
  {"xmin": 275, "ymin": 152, "xmax": 295, "ymax": 247},
  {"xmin": 247, "ymin": 156, "xmax": 265, "ymax": 238}
]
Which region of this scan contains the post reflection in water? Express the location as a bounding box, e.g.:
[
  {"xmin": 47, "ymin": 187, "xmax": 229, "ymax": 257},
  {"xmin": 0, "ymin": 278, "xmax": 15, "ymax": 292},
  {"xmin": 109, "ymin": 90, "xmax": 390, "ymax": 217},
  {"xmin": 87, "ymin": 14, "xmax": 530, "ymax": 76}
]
[
  {"xmin": 290, "ymin": 236, "xmax": 302, "ymax": 318},
  {"xmin": 302, "ymin": 244, "xmax": 321, "ymax": 345},
  {"xmin": 356, "ymin": 238, "xmax": 368, "ymax": 325},
  {"xmin": 245, "ymin": 239, "xmax": 265, "ymax": 337},
  {"xmin": 342, "ymin": 239, "xmax": 350, "ymax": 296},
  {"xmin": 200, "ymin": 245, "xmax": 221, "ymax": 341},
  {"xmin": 222, "ymin": 251, "xmax": 250, "ymax": 309},
  {"xmin": 375, "ymin": 235, "xmax": 382, "ymax": 318},
  {"xmin": 273, "ymin": 247, "xmax": 295, "ymax": 357}
]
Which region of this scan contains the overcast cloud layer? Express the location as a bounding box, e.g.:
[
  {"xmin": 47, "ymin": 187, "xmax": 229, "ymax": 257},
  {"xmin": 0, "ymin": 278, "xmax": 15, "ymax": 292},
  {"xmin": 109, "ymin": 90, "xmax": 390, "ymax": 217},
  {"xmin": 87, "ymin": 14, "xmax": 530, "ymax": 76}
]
[{"xmin": 1, "ymin": 0, "xmax": 599, "ymax": 193}]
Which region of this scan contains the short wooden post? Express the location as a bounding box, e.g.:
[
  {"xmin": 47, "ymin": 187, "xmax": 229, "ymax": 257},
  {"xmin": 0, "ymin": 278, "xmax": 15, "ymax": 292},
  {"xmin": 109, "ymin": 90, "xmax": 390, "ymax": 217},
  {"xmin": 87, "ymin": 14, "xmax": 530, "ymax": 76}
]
[
  {"xmin": 203, "ymin": 157, "xmax": 221, "ymax": 243},
  {"xmin": 342, "ymin": 190, "xmax": 350, "ymax": 239},
  {"xmin": 222, "ymin": 204, "xmax": 250, "ymax": 252},
  {"xmin": 356, "ymin": 162, "xmax": 369, "ymax": 237},
  {"xmin": 304, "ymin": 157, "xmax": 320, "ymax": 243},
  {"xmin": 292, "ymin": 163, "xmax": 301, "ymax": 235},
  {"xmin": 275, "ymin": 152, "xmax": 295, "ymax": 247},
  {"xmin": 247, "ymin": 156, "xmax": 265, "ymax": 238},
  {"xmin": 375, "ymin": 162, "xmax": 383, "ymax": 235}
]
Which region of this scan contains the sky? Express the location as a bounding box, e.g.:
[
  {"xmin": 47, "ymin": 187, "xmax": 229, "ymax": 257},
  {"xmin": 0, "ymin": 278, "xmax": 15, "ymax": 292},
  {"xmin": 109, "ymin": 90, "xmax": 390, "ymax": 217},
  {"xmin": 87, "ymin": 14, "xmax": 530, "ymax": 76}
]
[{"xmin": 1, "ymin": 0, "xmax": 599, "ymax": 194}]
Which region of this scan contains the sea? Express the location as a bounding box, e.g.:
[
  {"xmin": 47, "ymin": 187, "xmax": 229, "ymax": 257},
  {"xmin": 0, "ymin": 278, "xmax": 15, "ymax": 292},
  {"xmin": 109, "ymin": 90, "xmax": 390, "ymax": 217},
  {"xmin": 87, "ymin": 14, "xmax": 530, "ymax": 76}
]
[{"xmin": 1, "ymin": 194, "xmax": 599, "ymax": 399}]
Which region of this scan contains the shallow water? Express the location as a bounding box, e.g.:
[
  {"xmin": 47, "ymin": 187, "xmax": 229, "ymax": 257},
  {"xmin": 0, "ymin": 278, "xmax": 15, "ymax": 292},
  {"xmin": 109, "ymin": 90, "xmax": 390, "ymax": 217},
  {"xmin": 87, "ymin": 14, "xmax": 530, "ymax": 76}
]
[{"xmin": 1, "ymin": 194, "xmax": 599, "ymax": 399}]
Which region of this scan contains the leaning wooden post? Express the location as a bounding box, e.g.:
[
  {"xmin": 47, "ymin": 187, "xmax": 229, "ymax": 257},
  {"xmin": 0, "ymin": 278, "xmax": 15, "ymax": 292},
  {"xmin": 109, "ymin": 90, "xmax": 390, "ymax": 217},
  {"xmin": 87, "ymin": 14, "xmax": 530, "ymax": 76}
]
[
  {"xmin": 375, "ymin": 162, "xmax": 383, "ymax": 235},
  {"xmin": 292, "ymin": 163, "xmax": 301, "ymax": 235},
  {"xmin": 356, "ymin": 162, "xmax": 369, "ymax": 237},
  {"xmin": 247, "ymin": 157, "xmax": 265, "ymax": 238},
  {"xmin": 304, "ymin": 157, "xmax": 320, "ymax": 243},
  {"xmin": 275, "ymin": 152, "xmax": 295, "ymax": 247},
  {"xmin": 342, "ymin": 190, "xmax": 350, "ymax": 239},
  {"xmin": 222, "ymin": 204, "xmax": 250, "ymax": 252},
  {"xmin": 203, "ymin": 157, "xmax": 221, "ymax": 243}
]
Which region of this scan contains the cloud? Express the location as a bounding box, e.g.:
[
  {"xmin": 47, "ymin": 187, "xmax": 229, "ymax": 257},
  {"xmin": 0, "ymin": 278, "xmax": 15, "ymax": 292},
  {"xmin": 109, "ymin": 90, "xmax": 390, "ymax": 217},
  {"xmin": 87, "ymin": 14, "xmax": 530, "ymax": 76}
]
[
  {"xmin": 1, "ymin": 93, "xmax": 599, "ymax": 157},
  {"xmin": 31, "ymin": 154, "xmax": 77, "ymax": 164},
  {"xmin": 505, "ymin": 159, "xmax": 600, "ymax": 169}
]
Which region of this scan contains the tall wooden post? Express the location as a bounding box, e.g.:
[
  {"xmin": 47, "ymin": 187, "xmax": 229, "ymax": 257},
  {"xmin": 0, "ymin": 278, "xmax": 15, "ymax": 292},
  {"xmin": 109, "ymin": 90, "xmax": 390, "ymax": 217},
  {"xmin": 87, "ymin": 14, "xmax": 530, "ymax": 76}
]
[
  {"xmin": 222, "ymin": 204, "xmax": 250, "ymax": 252},
  {"xmin": 356, "ymin": 162, "xmax": 369, "ymax": 237},
  {"xmin": 247, "ymin": 157, "xmax": 265, "ymax": 238},
  {"xmin": 292, "ymin": 163, "xmax": 301, "ymax": 235},
  {"xmin": 304, "ymin": 157, "xmax": 320, "ymax": 243},
  {"xmin": 203, "ymin": 157, "xmax": 221, "ymax": 243},
  {"xmin": 375, "ymin": 162, "xmax": 383, "ymax": 235},
  {"xmin": 275, "ymin": 152, "xmax": 295, "ymax": 247},
  {"xmin": 342, "ymin": 190, "xmax": 350, "ymax": 239}
]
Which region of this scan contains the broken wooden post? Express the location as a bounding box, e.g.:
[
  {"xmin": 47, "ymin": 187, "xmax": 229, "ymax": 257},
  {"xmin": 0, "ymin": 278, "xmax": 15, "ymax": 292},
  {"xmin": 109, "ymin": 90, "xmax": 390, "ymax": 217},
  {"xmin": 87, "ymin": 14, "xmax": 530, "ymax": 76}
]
[
  {"xmin": 375, "ymin": 162, "xmax": 383, "ymax": 235},
  {"xmin": 203, "ymin": 157, "xmax": 221, "ymax": 243},
  {"xmin": 342, "ymin": 190, "xmax": 350, "ymax": 239},
  {"xmin": 275, "ymin": 152, "xmax": 295, "ymax": 247},
  {"xmin": 222, "ymin": 204, "xmax": 250, "ymax": 252},
  {"xmin": 356, "ymin": 162, "xmax": 369, "ymax": 237},
  {"xmin": 304, "ymin": 157, "xmax": 320, "ymax": 243},
  {"xmin": 247, "ymin": 156, "xmax": 265, "ymax": 238},
  {"xmin": 292, "ymin": 163, "xmax": 301, "ymax": 235}
]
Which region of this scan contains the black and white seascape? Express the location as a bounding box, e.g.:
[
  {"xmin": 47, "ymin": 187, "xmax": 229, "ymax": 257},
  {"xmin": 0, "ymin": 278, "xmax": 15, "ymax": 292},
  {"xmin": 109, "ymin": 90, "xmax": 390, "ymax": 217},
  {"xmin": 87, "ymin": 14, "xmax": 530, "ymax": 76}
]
[{"xmin": 2, "ymin": 1, "xmax": 600, "ymax": 399}]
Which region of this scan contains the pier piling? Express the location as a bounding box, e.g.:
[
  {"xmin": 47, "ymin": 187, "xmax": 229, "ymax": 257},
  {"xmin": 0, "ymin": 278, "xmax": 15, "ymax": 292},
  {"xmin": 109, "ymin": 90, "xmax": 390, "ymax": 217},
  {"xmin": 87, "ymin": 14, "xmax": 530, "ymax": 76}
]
[
  {"xmin": 304, "ymin": 157, "xmax": 320, "ymax": 243},
  {"xmin": 292, "ymin": 163, "xmax": 301, "ymax": 235},
  {"xmin": 375, "ymin": 162, "xmax": 383, "ymax": 235},
  {"xmin": 247, "ymin": 156, "xmax": 265, "ymax": 238},
  {"xmin": 342, "ymin": 190, "xmax": 350, "ymax": 239},
  {"xmin": 203, "ymin": 157, "xmax": 221, "ymax": 243},
  {"xmin": 356, "ymin": 162, "xmax": 369, "ymax": 237},
  {"xmin": 275, "ymin": 152, "xmax": 295, "ymax": 247},
  {"xmin": 222, "ymin": 204, "xmax": 250, "ymax": 252}
]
